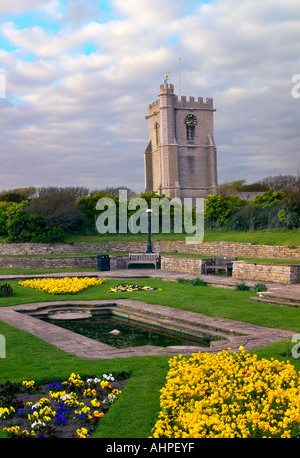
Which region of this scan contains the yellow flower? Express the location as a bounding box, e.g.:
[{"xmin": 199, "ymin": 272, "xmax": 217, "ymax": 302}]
[
  {"xmin": 22, "ymin": 380, "xmax": 35, "ymax": 388},
  {"xmin": 76, "ymin": 427, "xmax": 89, "ymax": 438},
  {"xmin": 91, "ymin": 398, "xmax": 100, "ymax": 408},
  {"xmin": 151, "ymin": 349, "xmax": 300, "ymax": 438},
  {"xmin": 18, "ymin": 277, "xmax": 105, "ymax": 295}
]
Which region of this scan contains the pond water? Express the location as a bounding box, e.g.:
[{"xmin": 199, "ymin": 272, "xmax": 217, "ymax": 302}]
[{"xmin": 41, "ymin": 312, "xmax": 215, "ymax": 349}]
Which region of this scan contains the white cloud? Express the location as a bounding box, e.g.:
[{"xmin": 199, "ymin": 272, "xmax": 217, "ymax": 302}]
[
  {"xmin": 0, "ymin": 0, "xmax": 299, "ymax": 192},
  {"xmin": 0, "ymin": 0, "xmax": 48, "ymax": 14}
]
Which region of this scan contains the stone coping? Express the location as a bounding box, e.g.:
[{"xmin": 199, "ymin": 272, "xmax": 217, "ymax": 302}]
[{"xmin": 0, "ymin": 298, "xmax": 294, "ymax": 360}]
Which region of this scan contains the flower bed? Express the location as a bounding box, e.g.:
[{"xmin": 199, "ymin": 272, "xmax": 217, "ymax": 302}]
[
  {"xmin": 18, "ymin": 277, "xmax": 106, "ymax": 295},
  {"xmin": 0, "ymin": 371, "xmax": 128, "ymax": 438},
  {"xmin": 0, "ymin": 283, "xmax": 14, "ymax": 297},
  {"xmin": 152, "ymin": 349, "xmax": 300, "ymax": 438},
  {"xmin": 108, "ymin": 284, "xmax": 161, "ymax": 293}
]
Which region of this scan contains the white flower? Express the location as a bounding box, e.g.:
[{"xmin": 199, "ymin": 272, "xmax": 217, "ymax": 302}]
[
  {"xmin": 33, "ymin": 402, "xmax": 42, "ymax": 409},
  {"xmin": 104, "ymin": 393, "xmax": 117, "ymax": 404},
  {"xmin": 31, "ymin": 420, "xmax": 46, "ymax": 429},
  {"xmin": 103, "ymin": 373, "xmax": 114, "ymax": 381},
  {"xmin": 60, "ymin": 394, "xmax": 71, "ymax": 401},
  {"xmin": 87, "ymin": 377, "xmax": 101, "ymax": 385}
]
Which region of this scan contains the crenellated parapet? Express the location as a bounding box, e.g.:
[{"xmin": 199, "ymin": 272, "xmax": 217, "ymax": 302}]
[
  {"xmin": 174, "ymin": 95, "xmax": 214, "ymax": 110},
  {"xmin": 147, "ymin": 83, "xmax": 214, "ymax": 118},
  {"xmin": 147, "ymin": 99, "xmax": 159, "ymax": 117}
]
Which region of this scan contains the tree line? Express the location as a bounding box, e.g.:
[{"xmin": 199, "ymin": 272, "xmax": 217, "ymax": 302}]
[{"xmin": 0, "ymin": 175, "xmax": 298, "ymax": 243}]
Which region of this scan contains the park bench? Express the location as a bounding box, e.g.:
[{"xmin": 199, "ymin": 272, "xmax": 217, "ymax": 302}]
[
  {"xmin": 204, "ymin": 256, "xmax": 237, "ymax": 277},
  {"xmin": 126, "ymin": 253, "xmax": 160, "ymax": 269}
]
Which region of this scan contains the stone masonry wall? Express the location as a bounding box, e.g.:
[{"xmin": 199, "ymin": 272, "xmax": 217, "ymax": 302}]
[
  {"xmin": 161, "ymin": 256, "xmax": 300, "ymax": 284},
  {"xmin": 232, "ymin": 261, "xmax": 300, "ymax": 284},
  {"xmin": 0, "ymin": 255, "xmax": 127, "ymax": 271},
  {"xmin": 0, "ymin": 249, "xmax": 299, "ymax": 283},
  {"xmin": 161, "ymin": 256, "xmax": 209, "ymax": 275},
  {"xmin": 0, "ymin": 241, "xmax": 299, "ymax": 259}
]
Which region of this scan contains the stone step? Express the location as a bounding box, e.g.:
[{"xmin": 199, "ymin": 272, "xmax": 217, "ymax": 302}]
[
  {"xmin": 112, "ymin": 307, "xmax": 240, "ymax": 339},
  {"xmin": 250, "ymin": 296, "xmax": 300, "ymax": 308}
]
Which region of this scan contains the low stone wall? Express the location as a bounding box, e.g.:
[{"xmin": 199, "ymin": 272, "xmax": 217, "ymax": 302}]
[
  {"xmin": 161, "ymin": 256, "xmax": 209, "ymax": 275},
  {"xmin": 0, "ymin": 252, "xmax": 299, "ymax": 283},
  {"xmin": 0, "ymin": 255, "xmax": 127, "ymax": 271},
  {"xmin": 161, "ymin": 256, "xmax": 300, "ymax": 284},
  {"xmin": 232, "ymin": 261, "xmax": 300, "ymax": 284},
  {"xmin": 0, "ymin": 241, "xmax": 299, "ymax": 259}
]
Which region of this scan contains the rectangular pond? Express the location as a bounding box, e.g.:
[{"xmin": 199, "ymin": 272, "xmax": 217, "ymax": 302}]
[{"xmin": 39, "ymin": 310, "xmax": 219, "ymax": 349}]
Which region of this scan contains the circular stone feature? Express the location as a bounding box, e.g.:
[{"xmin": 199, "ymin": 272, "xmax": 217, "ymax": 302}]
[{"xmin": 49, "ymin": 311, "xmax": 92, "ymax": 320}]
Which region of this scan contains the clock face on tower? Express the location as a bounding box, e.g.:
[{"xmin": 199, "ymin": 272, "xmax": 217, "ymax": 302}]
[{"xmin": 185, "ymin": 114, "xmax": 197, "ymax": 127}]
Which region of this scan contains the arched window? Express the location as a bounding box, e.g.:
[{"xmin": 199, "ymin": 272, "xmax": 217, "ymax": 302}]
[{"xmin": 185, "ymin": 114, "xmax": 197, "ymax": 141}]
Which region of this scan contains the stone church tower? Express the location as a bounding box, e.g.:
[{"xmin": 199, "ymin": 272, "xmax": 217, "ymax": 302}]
[{"xmin": 144, "ymin": 83, "xmax": 219, "ymax": 203}]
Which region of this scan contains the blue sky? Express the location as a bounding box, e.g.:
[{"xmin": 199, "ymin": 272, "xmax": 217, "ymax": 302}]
[{"xmin": 0, "ymin": 0, "xmax": 299, "ymax": 193}]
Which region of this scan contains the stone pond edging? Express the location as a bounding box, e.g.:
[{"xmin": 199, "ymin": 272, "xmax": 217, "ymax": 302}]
[{"xmin": 0, "ymin": 299, "xmax": 294, "ymax": 359}]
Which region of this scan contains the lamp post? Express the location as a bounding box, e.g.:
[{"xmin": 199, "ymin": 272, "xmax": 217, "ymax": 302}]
[{"xmin": 146, "ymin": 208, "xmax": 153, "ymax": 253}]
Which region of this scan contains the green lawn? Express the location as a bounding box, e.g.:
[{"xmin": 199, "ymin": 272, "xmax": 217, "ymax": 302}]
[
  {"xmin": 63, "ymin": 228, "xmax": 300, "ymax": 247},
  {"xmin": 0, "ymin": 277, "xmax": 300, "ymax": 438}
]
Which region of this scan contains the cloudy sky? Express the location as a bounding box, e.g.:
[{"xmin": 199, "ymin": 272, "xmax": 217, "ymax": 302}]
[{"xmin": 0, "ymin": 0, "xmax": 299, "ymax": 193}]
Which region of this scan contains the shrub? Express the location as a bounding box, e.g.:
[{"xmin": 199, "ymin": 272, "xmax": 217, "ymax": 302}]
[
  {"xmin": 234, "ymin": 282, "xmax": 251, "ymax": 291},
  {"xmin": 177, "ymin": 277, "xmax": 207, "ymax": 286},
  {"xmin": 253, "ymin": 283, "xmax": 268, "ymax": 292},
  {"xmin": 278, "ymin": 191, "xmax": 300, "ymax": 229},
  {"xmin": 7, "ymin": 212, "xmax": 65, "ymax": 243},
  {"xmin": 204, "ymin": 194, "xmax": 247, "ymax": 229},
  {"xmin": 27, "ymin": 187, "xmax": 85, "ymax": 233}
]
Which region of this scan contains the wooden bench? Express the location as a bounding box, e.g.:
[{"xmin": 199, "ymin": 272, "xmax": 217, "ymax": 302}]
[
  {"xmin": 204, "ymin": 256, "xmax": 237, "ymax": 277},
  {"xmin": 126, "ymin": 253, "xmax": 160, "ymax": 269}
]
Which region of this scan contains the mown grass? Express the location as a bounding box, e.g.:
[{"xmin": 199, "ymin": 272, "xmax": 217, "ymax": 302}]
[
  {"xmin": 1, "ymin": 276, "xmax": 300, "ymax": 438},
  {"xmin": 64, "ymin": 228, "xmax": 300, "ymax": 247}
]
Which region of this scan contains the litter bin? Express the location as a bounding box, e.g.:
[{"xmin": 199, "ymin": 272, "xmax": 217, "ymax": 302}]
[{"xmin": 97, "ymin": 254, "xmax": 110, "ymax": 271}]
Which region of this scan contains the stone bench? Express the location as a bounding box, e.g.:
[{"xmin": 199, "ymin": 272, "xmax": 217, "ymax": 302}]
[
  {"xmin": 126, "ymin": 253, "xmax": 160, "ymax": 269},
  {"xmin": 204, "ymin": 256, "xmax": 237, "ymax": 277}
]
